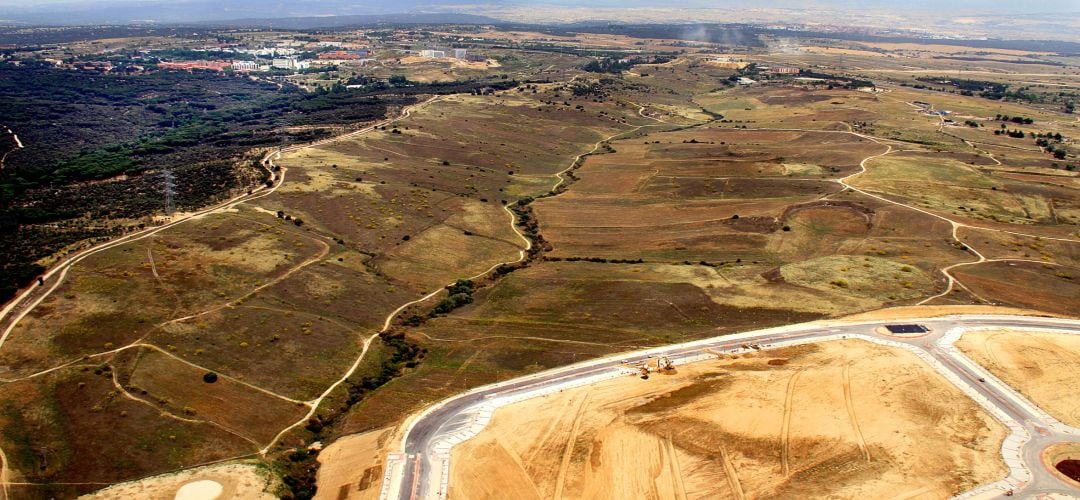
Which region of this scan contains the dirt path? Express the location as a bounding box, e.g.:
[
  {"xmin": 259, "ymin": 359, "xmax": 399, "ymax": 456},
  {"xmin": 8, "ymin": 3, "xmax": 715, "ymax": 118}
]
[
  {"xmin": 820, "ymin": 125, "xmax": 1075, "ymax": 303},
  {"xmin": 1, "ymin": 340, "xmax": 308, "ymax": 409},
  {"xmin": 664, "ymin": 434, "xmax": 688, "ymax": 500},
  {"xmin": 0, "ymin": 445, "xmax": 8, "ymax": 500},
  {"xmin": 0, "ymin": 126, "xmax": 22, "ymax": 170},
  {"xmin": 552, "ymin": 394, "xmax": 589, "ymax": 500},
  {"xmin": 0, "ymin": 96, "xmax": 444, "ymax": 491},
  {"xmin": 106, "ymin": 365, "xmax": 263, "ymax": 448},
  {"xmin": 718, "ymin": 445, "xmax": 745, "ymax": 500},
  {"xmin": 525, "ymin": 396, "xmax": 575, "ymax": 465},
  {"xmin": 160, "ymin": 237, "xmax": 331, "ymax": 327},
  {"xmin": 842, "ymin": 362, "xmax": 871, "ymax": 462},
  {"xmin": 550, "ymin": 102, "xmax": 685, "ymax": 193},
  {"xmin": 145, "ymin": 248, "xmax": 161, "ymax": 280},
  {"xmin": 780, "ymin": 369, "xmax": 802, "ymax": 477}
]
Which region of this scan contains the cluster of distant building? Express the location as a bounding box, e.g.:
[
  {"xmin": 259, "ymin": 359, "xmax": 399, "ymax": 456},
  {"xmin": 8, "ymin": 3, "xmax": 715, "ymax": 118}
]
[
  {"xmin": 159, "ymin": 48, "xmax": 378, "ymax": 73},
  {"xmin": 10, "ymin": 30, "xmax": 493, "ymax": 79},
  {"xmin": 150, "ymin": 37, "xmax": 380, "ymax": 74},
  {"xmin": 418, "ymin": 48, "xmax": 485, "ymax": 62},
  {"xmin": 762, "ymin": 65, "xmax": 800, "ymax": 74}
]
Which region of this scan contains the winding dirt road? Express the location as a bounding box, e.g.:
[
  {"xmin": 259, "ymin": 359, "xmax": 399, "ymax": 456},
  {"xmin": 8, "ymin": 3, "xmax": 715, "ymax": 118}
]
[{"xmin": 0, "ymin": 96, "xmax": 443, "ymax": 493}]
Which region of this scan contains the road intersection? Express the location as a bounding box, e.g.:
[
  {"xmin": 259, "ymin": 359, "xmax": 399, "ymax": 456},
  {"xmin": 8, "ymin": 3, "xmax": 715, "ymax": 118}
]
[{"xmin": 379, "ymin": 314, "xmax": 1080, "ymax": 500}]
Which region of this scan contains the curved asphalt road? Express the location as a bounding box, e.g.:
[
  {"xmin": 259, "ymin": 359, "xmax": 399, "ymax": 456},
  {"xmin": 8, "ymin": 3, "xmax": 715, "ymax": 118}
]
[{"xmin": 383, "ymin": 314, "xmax": 1080, "ymax": 500}]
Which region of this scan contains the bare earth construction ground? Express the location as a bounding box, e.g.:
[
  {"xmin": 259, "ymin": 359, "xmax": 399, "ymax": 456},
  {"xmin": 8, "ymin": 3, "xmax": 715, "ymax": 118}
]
[
  {"xmin": 957, "ymin": 330, "xmax": 1080, "ymax": 428},
  {"xmin": 449, "ymin": 340, "xmax": 1006, "ymax": 499}
]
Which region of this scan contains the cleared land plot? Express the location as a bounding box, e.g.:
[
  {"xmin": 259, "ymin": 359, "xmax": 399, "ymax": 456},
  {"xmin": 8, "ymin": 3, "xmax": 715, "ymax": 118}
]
[
  {"xmin": 449, "ymin": 340, "xmax": 1006, "ymax": 499},
  {"xmin": 314, "ymin": 427, "xmax": 393, "ymax": 500},
  {"xmin": 957, "ymin": 329, "xmax": 1080, "ymax": 427}
]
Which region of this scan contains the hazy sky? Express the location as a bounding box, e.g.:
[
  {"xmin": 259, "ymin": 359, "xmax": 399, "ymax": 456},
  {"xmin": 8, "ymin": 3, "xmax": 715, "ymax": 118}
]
[{"xmin": 1, "ymin": 0, "xmax": 1078, "ymax": 10}]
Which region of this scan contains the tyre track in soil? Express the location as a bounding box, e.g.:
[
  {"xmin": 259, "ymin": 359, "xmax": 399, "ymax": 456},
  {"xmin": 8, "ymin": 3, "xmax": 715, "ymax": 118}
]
[
  {"xmin": 842, "ymin": 362, "xmax": 871, "ymax": 462},
  {"xmin": 552, "ymin": 394, "xmax": 590, "ymax": 500},
  {"xmin": 664, "ymin": 434, "xmax": 688, "ymax": 500},
  {"xmin": 719, "ymin": 445, "xmax": 745, "ymax": 500},
  {"xmin": 780, "ymin": 369, "xmax": 803, "ymax": 477}
]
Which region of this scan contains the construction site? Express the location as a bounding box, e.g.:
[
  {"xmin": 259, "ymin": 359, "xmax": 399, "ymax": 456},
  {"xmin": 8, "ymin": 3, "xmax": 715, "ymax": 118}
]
[{"xmin": 447, "ymin": 339, "xmax": 1007, "ymax": 499}]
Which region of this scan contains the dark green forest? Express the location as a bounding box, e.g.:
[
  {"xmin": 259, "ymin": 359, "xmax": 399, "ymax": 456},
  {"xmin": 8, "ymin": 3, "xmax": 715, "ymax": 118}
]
[{"xmin": 0, "ymin": 64, "xmax": 515, "ymax": 303}]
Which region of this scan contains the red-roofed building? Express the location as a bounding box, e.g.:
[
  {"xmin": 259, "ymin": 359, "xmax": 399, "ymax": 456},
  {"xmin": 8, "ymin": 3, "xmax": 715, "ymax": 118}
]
[
  {"xmin": 158, "ymin": 60, "xmax": 232, "ymax": 71},
  {"xmin": 318, "ymin": 51, "xmax": 361, "ymax": 60}
]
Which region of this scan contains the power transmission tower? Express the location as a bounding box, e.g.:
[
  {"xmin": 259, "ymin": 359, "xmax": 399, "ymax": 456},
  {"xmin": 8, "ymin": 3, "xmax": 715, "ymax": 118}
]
[{"xmin": 163, "ymin": 169, "xmax": 176, "ymax": 216}]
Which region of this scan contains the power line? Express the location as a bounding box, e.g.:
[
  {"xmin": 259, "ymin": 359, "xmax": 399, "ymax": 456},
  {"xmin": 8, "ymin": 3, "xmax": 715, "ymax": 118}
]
[{"xmin": 163, "ymin": 169, "xmax": 176, "ymax": 216}]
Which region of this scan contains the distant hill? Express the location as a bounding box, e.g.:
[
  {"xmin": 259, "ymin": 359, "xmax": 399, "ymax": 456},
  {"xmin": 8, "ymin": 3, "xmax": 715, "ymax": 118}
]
[
  {"xmin": 202, "ymin": 13, "xmax": 501, "ymax": 29},
  {"xmin": 0, "ymin": 0, "xmax": 478, "ymax": 25}
]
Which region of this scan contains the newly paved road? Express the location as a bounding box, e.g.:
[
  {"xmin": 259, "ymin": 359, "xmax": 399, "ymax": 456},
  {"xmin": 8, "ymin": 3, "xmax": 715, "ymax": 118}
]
[{"xmin": 385, "ymin": 314, "xmax": 1080, "ymax": 500}]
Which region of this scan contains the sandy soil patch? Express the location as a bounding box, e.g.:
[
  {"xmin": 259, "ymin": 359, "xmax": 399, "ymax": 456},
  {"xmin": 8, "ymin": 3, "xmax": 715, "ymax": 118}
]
[
  {"xmin": 399, "ymin": 56, "xmax": 500, "ymax": 69},
  {"xmin": 957, "ymin": 329, "xmax": 1080, "ymax": 427},
  {"xmin": 83, "ymin": 463, "xmax": 275, "ymax": 500},
  {"xmin": 450, "ymin": 339, "xmax": 1006, "ymax": 499},
  {"xmin": 834, "ymin": 305, "xmax": 1068, "ymax": 322},
  {"xmin": 314, "ymin": 428, "xmax": 394, "ymax": 500},
  {"xmin": 174, "ymin": 480, "xmax": 222, "ymax": 500}
]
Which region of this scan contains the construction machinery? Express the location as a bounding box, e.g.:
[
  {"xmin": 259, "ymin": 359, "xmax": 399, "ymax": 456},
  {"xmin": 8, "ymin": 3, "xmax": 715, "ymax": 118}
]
[
  {"xmin": 703, "ymin": 348, "xmax": 725, "ymax": 359},
  {"xmin": 623, "ymin": 356, "xmax": 676, "ymax": 379}
]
